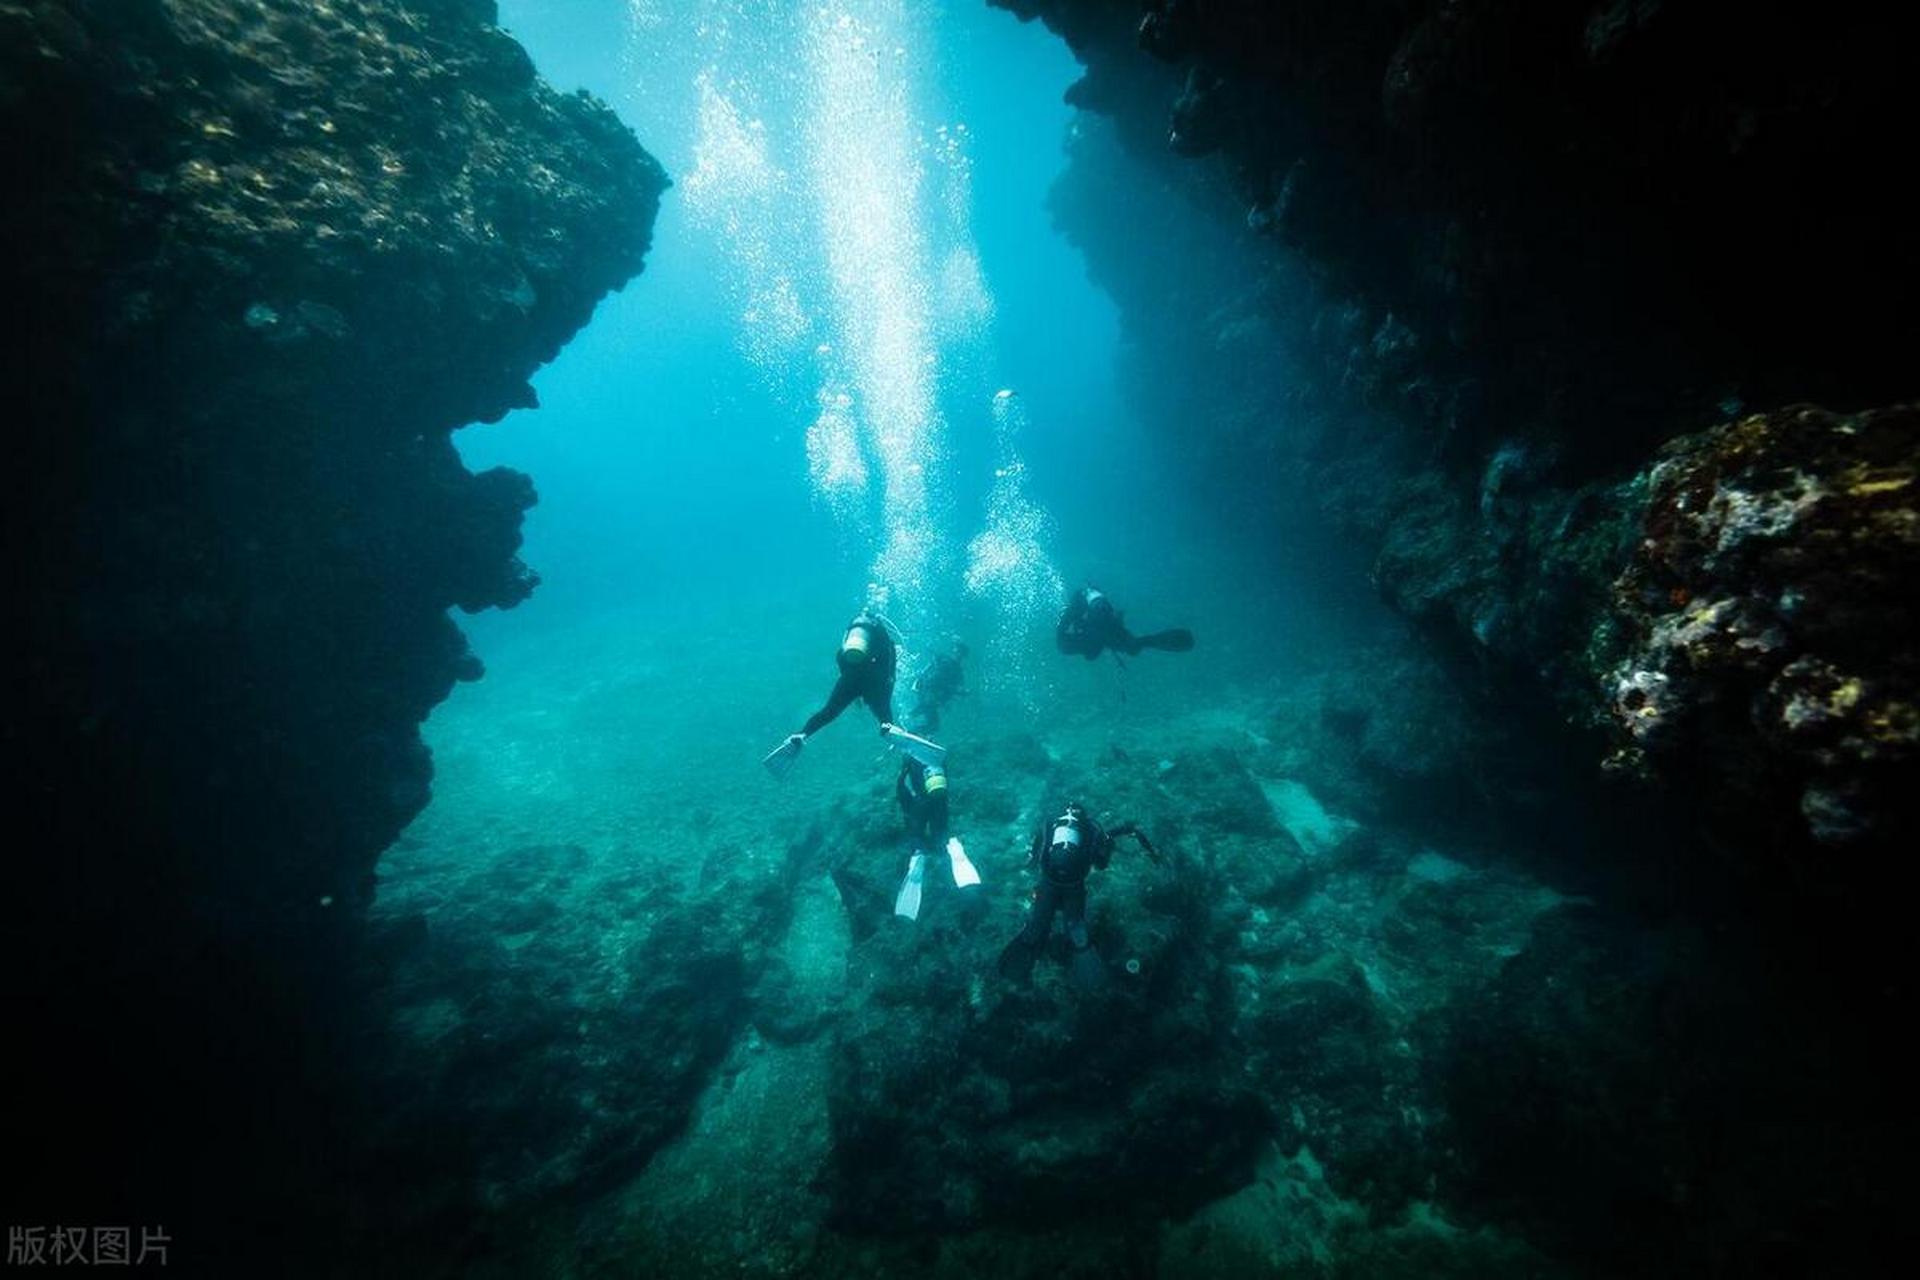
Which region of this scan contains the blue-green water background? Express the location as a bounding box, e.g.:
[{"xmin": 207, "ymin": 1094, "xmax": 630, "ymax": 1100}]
[{"xmin": 454, "ymin": 0, "xmax": 1372, "ymax": 687}]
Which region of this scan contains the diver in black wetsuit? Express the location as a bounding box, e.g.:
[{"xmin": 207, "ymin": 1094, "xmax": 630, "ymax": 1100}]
[
  {"xmin": 905, "ymin": 637, "xmax": 969, "ymax": 734},
  {"xmin": 772, "ymin": 613, "xmax": 899, "ymax": 765},
  {"xmin": 897, "ymin": 755, "xmax": 950, "ymax": 850},
  {"xmin": 997, "ymin": 803, "xmax": 1161, "ymax": 989},
  {"xmin": 890, "ymin": 705, "xmax": 983, "ymax": 920},
  {"xmin": 1055, "ymin": 586, "xmax": 1193, "ymax": 661}
]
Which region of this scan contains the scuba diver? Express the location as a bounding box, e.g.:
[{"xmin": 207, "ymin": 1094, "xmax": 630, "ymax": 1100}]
[
  {"xmin": 765, "ymin": 609, "xmax": 947, "ymax": 778},
  {"xmin": 1055, "ymin": 585, "xmax": 1194, "ymax": 661},
  {"xmin": 997, "ymin": 803, "xmax": 1161, "ymax": 990},
  {"xmin": 891, "ymin": 712, "xmax": 982, "ymax": 921},
  {"xmin": 905, "ymin": 636, "xmax": 970, "ymax": 734}
]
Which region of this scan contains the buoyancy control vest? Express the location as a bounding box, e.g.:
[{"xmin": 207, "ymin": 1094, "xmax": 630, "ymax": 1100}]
[{"xmin": 1041, "ymin": 809, "xmax": 1101, "ymax": 884}]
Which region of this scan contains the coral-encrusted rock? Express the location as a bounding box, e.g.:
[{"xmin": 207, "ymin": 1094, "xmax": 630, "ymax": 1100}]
[
  {"xmin": 825, "ymin": 836, "xmax": 1266, "ymax": 1232},
  {"xmin": 1606, "ymin": 405, "xmax": 1920, "ymax": 852},
  {"xmin": 369, "ymin": 841, "xmax": 792, "ymax": 1219},
  {"xmin": 2, "ymin": 0, "xmax": 663, "ymax": 1254},
  {"xmin": 1007, "ymin": 0, "xmax": 1917, "ymax": 875}
]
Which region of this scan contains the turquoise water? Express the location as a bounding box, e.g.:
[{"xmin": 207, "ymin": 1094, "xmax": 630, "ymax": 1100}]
[
  {"xmin": 404, "ymin": 0, "xmax": 1373, "ymax": 916},
  {"xmin": 362, "ymin": 4, "xmax": 1553, "ymax": 1272}
]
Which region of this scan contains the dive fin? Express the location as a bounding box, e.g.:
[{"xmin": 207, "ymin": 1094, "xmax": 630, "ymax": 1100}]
[
  {"xmin": 946, "ymin": 836, "xmax": 981, "ymax": 888},
  {"xmin": 1139, "ymin": 628, "xmax": 1194, "ymax": 652},
  {"xmin": 884, "ymin": 724, "xmax": 948, "ymax": 768},
  {"xmin": 763, "ymin": 735, "xmax": 804, "ymax": 779},
  {"xmin": 894, "ymin": 852, "xmax": 927, "ymax": 921}
]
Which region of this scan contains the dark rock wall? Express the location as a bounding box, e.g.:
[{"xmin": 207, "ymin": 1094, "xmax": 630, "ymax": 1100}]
[
  {"xmin": 996, "ymin": 0, "xmax": 1918, "ymax": 872},
  {"xmin": 1, "ymin": 0, "xmax": 662, "ymax": 1257},
  {"xmin": 1008, "ymin": 0, "xmax": 1914, "ymax": 463},
  {"xmin": 1439, "ymin": 903, "xmax": 1903, "ymax": 1275},
  {"xmin": 990, "ymin": 3, "xmax": 1919, "ymax": 1271}
]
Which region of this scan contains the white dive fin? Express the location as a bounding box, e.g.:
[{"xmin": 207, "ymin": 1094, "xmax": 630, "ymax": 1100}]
[
  {"xmin": 884, "ymin": 724, "xmax": 948, "ymax": 768},
  {"xmin": 946, "ymin": 836, "xmax": 981, "ymax": 888},
  {"xmin": 762, "ymin": 736, "xmax": 803, "ymax": 779},
  {"xmin": 894, "ymin": 852, "xmax": 928, "ymax": 921}
]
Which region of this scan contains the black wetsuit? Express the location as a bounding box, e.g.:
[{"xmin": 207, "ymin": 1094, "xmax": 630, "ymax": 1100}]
[
  {"xmin": 1000, "ymin": 808, "xmax": 1155, "ymax": 984},
  {"xmin": 1056, "ymin": 587, "xmax": 1121, "ymax": 659},
  {"xmin": 802, "ymin": 615, "xmax": 897, "ymax": 736},
  {"xmin": 1056, "ymin": 587, "xmax": 1192, "ymax": 661},
  {"xmin": 896, "ymin": 758, "xmax": 950, "ymax": 850},
  {"xmin": 1015, "ymin": 809, "xmax": 1111, "ymax": 951},
  {"xmin": 906, "ymin": 650, "xmax": 967, "ymax": 733},
  {"xmin": 1010, "ymin": 810, "xmax": 1155, "ymax": 947}
]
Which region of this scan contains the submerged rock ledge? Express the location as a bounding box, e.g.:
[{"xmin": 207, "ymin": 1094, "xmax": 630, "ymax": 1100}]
[{"xmin": 3, "ymin": 0, "xmax": 663, "ymax": 1251}]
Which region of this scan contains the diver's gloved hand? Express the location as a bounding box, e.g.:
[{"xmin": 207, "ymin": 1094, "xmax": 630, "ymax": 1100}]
[
  {"xmin": 878, "ymin": 721, "xmax": 895, "ymax": 737},
  {"xmin": 1114, "ymin": 823, "xmax": 1164, "ymax": 864}
]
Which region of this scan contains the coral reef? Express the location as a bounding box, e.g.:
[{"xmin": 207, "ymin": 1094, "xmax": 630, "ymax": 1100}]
[{"xmin": 2, "ymin": 0, "xmax": 662, "ymax": 1259}]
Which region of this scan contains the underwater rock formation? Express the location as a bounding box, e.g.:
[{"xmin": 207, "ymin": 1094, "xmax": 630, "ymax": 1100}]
[
  {"xmin": 363, "ymin": 836, "xmax": 799, "ymax": 1262},
  {"xmin": 999, "ymin": 0, "xmax": 1918, "ymax": 878},
  {"xmin": 794, "ymin": 734, "xmax": 1538, "ymax": 1243},
  {"xmin": 1440, "ymin": 902, "xmax": 1904, "ymax": 1275},
  {"xmin": 2, "ymin": 0, "xmax": 662, "ymax": 1254},
  {"xmin": 1606, "ymin": 405, "xmax": 1920, "ymax": 854},
  {"xmin": 826, "ymin": 826, "xmax": 1267, "ymax": 1231},
  {"xmin": 991, "ymin": 5, "xmax": 1918, "ymax": 1272},
  {"xmin": 1001, "ymin": 0, "xmax": 1914, "ymax": 462}
]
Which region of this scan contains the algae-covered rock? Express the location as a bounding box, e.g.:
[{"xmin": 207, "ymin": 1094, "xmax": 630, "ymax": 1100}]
[
  {"xmin": 370, "ymin": 833, "xmax": 803, "ymax": 1225},
  {"xmin": 1155, "ymin": 744, "xmax": 1282, "ymax": 838},
  {"xmin": 824, "ymin": 804, "xmax": 1267, "ymax": 1232},
  {"xmin": 1605, "ymin": 405, "xmax": 1920, "ymax": 854},
  {"xmin": 1242, "ymin": 955, "xmax": 1424, "ymax": 1207},
  {"xmin": 1158, "ymin": 1145, "xmax": 1561, "ymax": 1280},
  {"xmin": 3, "ymin": 0, "xmax": 663, "ymax": 1257},
  {"xmin": 1266, "ymin": 648, "xmax": 1491, "ymax": 839}
]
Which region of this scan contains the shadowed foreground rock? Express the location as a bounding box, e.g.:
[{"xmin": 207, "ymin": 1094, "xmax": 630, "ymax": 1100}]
[
  {"xmin": 1, "ymin": 0, "xmax": 662, "ymax": 1264},
  {"xmin": 1441, "ymin": 903, "xmax": 1904, "ymax": 1275}
]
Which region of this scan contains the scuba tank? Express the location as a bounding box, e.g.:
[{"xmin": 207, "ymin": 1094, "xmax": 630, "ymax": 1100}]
[
  {"xmin": 1042, "ymin": 808, "xmax": 1094, "ymax": 882},
  {"xmin": 839, "ymin": 622, "xmax": 874, "ymax": 670}
]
